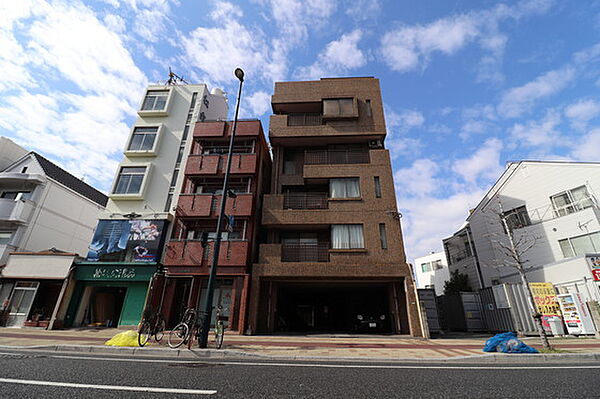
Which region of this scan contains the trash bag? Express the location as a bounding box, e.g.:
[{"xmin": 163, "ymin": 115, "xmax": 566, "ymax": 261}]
[
  {"xmin": 104, "ymin": 330, "xmax": 140, "ymax": 347},
  {"xmin": 482, "ymin": 332, "xmax": 539, "ymax": 354}
]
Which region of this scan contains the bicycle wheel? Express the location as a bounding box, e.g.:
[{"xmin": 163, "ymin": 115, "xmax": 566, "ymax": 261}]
[
  {"xmin": 138, "ymin": 321, "xmax": 152, "ymax": 347},
  {"xmin": 214, "ymin": 323, "xmax": 224, "ymax": 349},
  {"xmin": 154, "ymin": 317, "xmax": 166, "ymax": 342},
  {"xmin": 167, "ymin": 323, "xmax": 189, "ymax": 349}
]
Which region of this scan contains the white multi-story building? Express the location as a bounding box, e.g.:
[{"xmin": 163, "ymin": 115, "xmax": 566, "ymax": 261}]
[
  {"xmin": 413, "ymin": 251, "xmax": 450, "ymax": 296},
  {"xmin": 0, "ymin": 148, "xmax": 107, "ymax": 264},
  {"xmin": 445, "ymin": 161, "xmax": 600, "ymax": 301}
]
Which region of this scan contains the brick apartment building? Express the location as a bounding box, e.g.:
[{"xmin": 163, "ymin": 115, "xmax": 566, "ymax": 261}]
[
  {"xmin": 162, "ymin": 120, "xmax": 271, "ymax": 332},
  {"xmin": 248, "ymin": 77, "xmax": 423, "ymax": 336}
]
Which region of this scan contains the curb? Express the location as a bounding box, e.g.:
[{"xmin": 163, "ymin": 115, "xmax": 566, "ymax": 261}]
[{"xmin": 1, "ymin": 344, "xmax": 599, "ymax": 363}]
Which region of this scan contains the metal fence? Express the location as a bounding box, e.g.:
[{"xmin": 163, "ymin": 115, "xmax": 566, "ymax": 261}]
[
  {"xmin": 287, "ymin": 113, "xmax": 323, "ymax": 126},
  {"xmin": 283, "ymin": 192, "xmax": 328, "ymax": 209},
  {"xmin": 281, "ymin": 243, "xmax": 330, "ymax": 262},
  {"xmin": 304, "ymin": 149, "xmax": 370, "ymax": 165}
]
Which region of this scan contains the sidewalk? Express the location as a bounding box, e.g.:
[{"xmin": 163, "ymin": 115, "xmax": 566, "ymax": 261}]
[{"xmin": 1, "ymin": 327, "xmax": 600, "ymax": 361}]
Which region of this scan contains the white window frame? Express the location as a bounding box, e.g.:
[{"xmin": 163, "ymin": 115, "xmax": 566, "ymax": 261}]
[
  {"xmin": 0, "ymin": 231, "xmax": 13, "ymax": 245},
  {"xmin": 124, "ymin": 124, "xmax": 164, "ymax": 157},
  {"xmin": 109, "ymin": 163, "xmax": 152, "ymax": 200},
  {"xmin": 550, "ymin": 185, "xmax": 594, "ymax": 217},
  {"xmin": 329, "ymin": 178, "xmax": 361, "ymax": 199},
  {"xmin": 137, "ymin": 87, "xmax": 174, "ymax": 117},
  {"xmin": 558, "ymin": 231, "xmax": 600, "ymax": 258}
]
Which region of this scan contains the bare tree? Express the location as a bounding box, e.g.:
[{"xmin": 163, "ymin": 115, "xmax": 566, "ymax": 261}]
[{"xmin": 484, "ymin": 199, "xmax": 552, "ymax": 350}]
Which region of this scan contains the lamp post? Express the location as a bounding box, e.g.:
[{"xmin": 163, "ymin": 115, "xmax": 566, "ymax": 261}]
[{"xmin": 198, "ymin": 67, "xmax": 245, "ymax": 348}]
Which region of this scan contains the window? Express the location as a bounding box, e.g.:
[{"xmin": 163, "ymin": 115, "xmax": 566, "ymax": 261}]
[
  {"xmin": 559, "ymin": 232, "xmax": 600, "ymax": 258},
  {"xmin": 503, "ymin": 205, "xmax": 531, "ymax": 231},
  {"xmin": 365, "ymin": 99, "xmax": 372, "ymax": 117},
  {"xmin": 431, "ymin": 260, "xmax": 443, "ymax": 270},
  {"xmin": 128, "ymin": 127, "xmax": 158, "ymax": 151},
  {"xmin": 141, "ymin": 90, "xmax": 169, "ymax": 111},
  {"xmin": 323, "ymin": 98, "xmax": 354, "ymax": 116},
  {"xmin": 20, "ymin": 167, "xmax": 28, "ymax": 173},
  {"xmin": 113, "ymin": 166, "xmax": 146, "ymax": 194},
  {"xmin": 0, "ymin": 231, "xmax": 12, "ymax": 245},
  {"xmin": 551, "ymin": 186, "xmax": 594, "ymax": 217},
  {"xmin": 329, "ymin": 178, "xmax": 360, "ymax": 198},
  {"xmin": 374, "ymin": 176, "xmax": 382, "ymax": 198},
  {"xmin": 331, "ymin": 224, "xmax": 364, "ymax": 249},
  {"xmin": 421, "ymin": 262, "xmax": 431, "ymax": 273},
  {"xmin": 1, "ymin": 191, "xmax": 31, "ymax": 200},
  {"xmin": 379, "ymin": 223, "xmax": 388, "ymax": 249}
]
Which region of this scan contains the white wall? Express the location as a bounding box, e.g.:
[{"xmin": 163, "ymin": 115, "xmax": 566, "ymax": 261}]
[
  {"xmin": 105, "ymin": 84, "xmax": 228, "ymax": 220},
  {"xmin": 0, "ymin": 137, "xmax": 28, "ymax": 171},
  {"xmin": 467, "ymin": 162, "xmax": 600, "ymax": 287},
  {"xmin": 413, "ymin": 251, "xmax": 450, "ymax": 296}
]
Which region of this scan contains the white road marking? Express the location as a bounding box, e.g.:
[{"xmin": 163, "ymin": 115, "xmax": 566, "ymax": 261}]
[
  {"xmin": 0, "ymin": 378, "xmax": 216, "ymax": 395},
  {"xmin": 0, "ymin": 351, "xmax": 598, "ymax": 370}
]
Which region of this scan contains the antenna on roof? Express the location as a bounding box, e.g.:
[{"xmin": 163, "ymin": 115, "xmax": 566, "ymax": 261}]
[{"xmin": 166, "ymin": 67, "xmax": 188, "ymax": 85}]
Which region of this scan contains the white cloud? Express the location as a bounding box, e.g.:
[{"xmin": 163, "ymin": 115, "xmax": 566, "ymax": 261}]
[
  {"xmin": 380, "ymin": 0, "xmax": 554, "ymax": 78},
  {"xmin": 509, "ymin": 110, "xmax": 562, "ymax": 148},
  {"xmin": 346, "ymin": 0, "xmax": 381, "ymax": 21},
  {"xmin": 296, "ymin": 30, "xmax": 366, "ymax": 80},
  {"xmin": 565, "ymin": 99, "xmax": 600, "ymax": 130},
  {"xmin": 0, "ymin": 1, "xmax": 147, "ymax": 189},
  {"xmin": 497, "ymin": 68, "xmax": 575, "ymax": 118},
  {"xmin": 387, "ymin": 108, "xmax": 425, "ymax": 131},
  {"xmin": 103, "ymin": 14, "xmax": 126, "ymax": 33},
  {"xmin": 243, "ymin": 91, "xmax": 271, "ymax": 117},
  {"xmin": 571, "ymin": 128, "xmax": 600, "ymax": 161},
  {"xmin": 210, "ymin": 1, "xmax": 243, "ymax": 21},
  {"xmin": 452, "ymin": 138, "xmax": 503, "ymax": 183},
  {"xmin": 394, "ymin": 159, "xmax": 440, "ymax": 198}
]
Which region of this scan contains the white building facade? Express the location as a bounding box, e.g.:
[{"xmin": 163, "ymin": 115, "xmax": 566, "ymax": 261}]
[
  {"xmin": 413, "ymin": 251, "xmax": 450, "ymax": 296},
  {"xmin": 447, "ymin": 161, "xmax": 600, "ymax": 302}
]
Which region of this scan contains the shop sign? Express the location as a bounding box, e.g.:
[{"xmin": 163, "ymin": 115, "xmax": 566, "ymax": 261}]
[
  {"xmin": 586, "ymin": 255, "xmax": 600, "ymax": 281},
  {"xmin": 557, "ymin": 293, "xmax": 596, "ymax": 335},
  {"xmin": 92, "ymin": 267, "xmax": 136, "ymax": 280}
]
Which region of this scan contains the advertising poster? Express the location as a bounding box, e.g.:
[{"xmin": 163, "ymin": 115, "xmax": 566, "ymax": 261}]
[
  {"xmin": 529, "ymin": 282, "xmax": 561, "ymax": 333},
  {"xmin": 87, "ymin": 220, "xmax": 166, "ymax": 262},
  {"xmin": 557, "ymin": 293, "xmax": 596, "ymax": 335},
  {"xmin": 586, "ymin": 255, "xmax": 600, "ymax": 281}
]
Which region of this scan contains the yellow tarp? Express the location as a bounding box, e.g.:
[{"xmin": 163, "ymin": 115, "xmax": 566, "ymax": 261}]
[{"xmin": 104, "ymin": 330, "xmax": 140, "ymax": 347}]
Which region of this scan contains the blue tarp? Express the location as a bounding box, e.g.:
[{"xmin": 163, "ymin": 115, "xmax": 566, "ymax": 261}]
[{"xmin": 483, "ymin": 332, "xmax": 539, "ymax": 353}]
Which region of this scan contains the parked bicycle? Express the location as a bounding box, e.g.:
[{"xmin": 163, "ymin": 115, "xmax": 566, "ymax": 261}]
[
  {"xmin": 138, "ymin": 306, "xmax": 166, "ymax": 347},
  {"xmin": 167, "ymin": 306, "xmax": 228, "ymax": 349}
]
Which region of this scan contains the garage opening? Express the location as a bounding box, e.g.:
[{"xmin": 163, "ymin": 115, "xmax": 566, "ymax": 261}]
[{"xmin": 275, "ymin": 283, "xmax": 392, "ymax": 333}]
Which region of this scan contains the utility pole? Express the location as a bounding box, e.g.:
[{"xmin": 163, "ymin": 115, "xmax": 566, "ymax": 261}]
[{"xmin": 198, "ymin": 68, "xmax": 245, "ymax": 348}]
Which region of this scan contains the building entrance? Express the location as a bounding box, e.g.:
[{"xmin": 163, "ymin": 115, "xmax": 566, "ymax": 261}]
[{"xmin": 276, "ymin": 283, "xmax": 392, "ymax": 333}]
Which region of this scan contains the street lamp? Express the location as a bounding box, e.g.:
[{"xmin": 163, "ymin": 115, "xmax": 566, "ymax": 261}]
[{"xmin": 198, "ymin": 67, "xmax": 245, "ymax": 348}]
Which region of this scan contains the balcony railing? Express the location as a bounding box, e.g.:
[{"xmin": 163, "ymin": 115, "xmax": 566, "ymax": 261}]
[
  {"xmin": 281, "ymin": 243, "xmax": 330, "ymax": 262},
  {"xmin": 448, "ymin": 249, "xmax": 473, "ymax": 265},
  {"xmin": 199, "ymin": 145, "xmax": 254, "ymax": 155},
  {"xmin": 283, "ymin": 193, "xmax": 328, "ymax": 209},
  {"xmin": 304, "ymin": 149, "xmax": 369, "ymax": 165},
  {"xmin": 519, "ymin": 196, "xmax": 598, "ymax": 226},
  {"xmin": 287, "ymin": 113, "xmax": 323, "ymax": 126}
]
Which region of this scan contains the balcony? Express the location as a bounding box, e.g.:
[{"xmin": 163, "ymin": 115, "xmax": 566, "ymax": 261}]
[
  {"xmin": 283, "ymin": 193, "xmax": 328, "ymax": 209},
  {"xmin": 184, "ymin": 154, "xmax": 258, "ymax": 176},
  {"xmin": 281, "ymin": 242, "xmax": 330, "ymax": 262},
  {"xmin": 287, "ymin": 113, "xmax": 323, "ymax": 126},
  {"xmin": 0, "ymin": 199, "xmax": 35, "ymax": 224},
  {"xmin": 176, "ymin": 193, "xmax": 254, "ymax": 218},
  {"xmin": 163, "ymin": 240, "xmax": 249, "ymax": 267},
  {"xmin": 304, "ymin": 149, "xmax": 369, "ymax": 165},
  {"xmin": 519, "ymin": 196, "xmax": 598, "ymax": 226},
  {"xmin": 193, "ymin": 120, "xmax": 263, "ymax": 139}
]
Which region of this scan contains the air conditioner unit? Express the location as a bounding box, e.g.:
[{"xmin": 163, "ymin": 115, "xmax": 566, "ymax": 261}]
[{"xmin": 369, "ymin": 139, "xmax": 383, "ymax": 149}]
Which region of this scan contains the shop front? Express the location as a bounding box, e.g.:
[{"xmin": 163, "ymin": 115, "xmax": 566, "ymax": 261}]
[{"xmin": 63, "ymin": 263, "xmax": 156, "ymax": 328}]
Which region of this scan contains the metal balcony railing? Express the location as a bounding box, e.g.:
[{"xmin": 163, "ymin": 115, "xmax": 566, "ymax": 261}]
[
  {"xmin": 283, "ymin": 192, "xmax": 328, "ymax": 209},
  {"xmin": 524, "ymin": 196, "xmax": 598, "ymax": 225},
  {"xmin": 281, "ymin": 242, "xmax": 330, "ymax": 262},
  {"xmin": 304, "ymin": 149, "xmax": 369, "ymax": 165},
  {"xmin": 199, "ymin": 145, "xmax": 254, "ymax": 154},
  {"xmin": 287, "ymin": 113, "xmax": 323, "ymax": 126},
  {"xmin": 448, "ymin": 249, "xmax": 473, "ymax": 265}
]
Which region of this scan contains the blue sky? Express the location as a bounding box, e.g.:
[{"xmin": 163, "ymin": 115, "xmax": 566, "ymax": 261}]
[{"xmin": 1, "ymin": 0, "xmax": 600, "ymax": 261}]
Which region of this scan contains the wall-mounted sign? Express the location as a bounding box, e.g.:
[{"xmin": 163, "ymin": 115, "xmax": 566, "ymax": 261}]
[
  {"xmin": 86, "ymin": 220, "xmax": 167, "ymax": 263},
  {"xmin": 586, "ymin": 255, "xmax": 600, "ymax": 281},
  {"xmin": 92, "ymin": 267, "xmax": 136, "ymax": 280}
]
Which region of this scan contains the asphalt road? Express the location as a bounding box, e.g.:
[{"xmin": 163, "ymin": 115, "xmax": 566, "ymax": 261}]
[{"xmin": 0, "ymin": 349, "xmax": 598, "ymax": 398}]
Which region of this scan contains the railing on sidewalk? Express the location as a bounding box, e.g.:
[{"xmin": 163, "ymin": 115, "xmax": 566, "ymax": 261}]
[
  {"xmin": 304, "ymin": 149, "xmax": 369, "ymax": 165},
  {"xmin": 283, "ymin": 192, "xmax": 328, "ymax": 209},
  {"xmin": 281, "ymin": 242, "xmax": 330, "ymax": 262}
]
